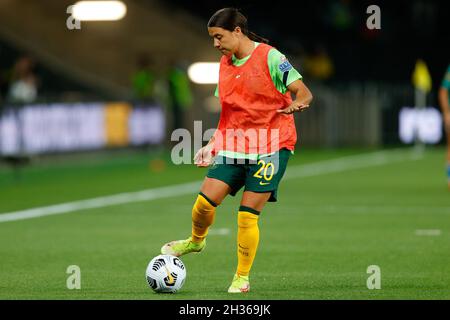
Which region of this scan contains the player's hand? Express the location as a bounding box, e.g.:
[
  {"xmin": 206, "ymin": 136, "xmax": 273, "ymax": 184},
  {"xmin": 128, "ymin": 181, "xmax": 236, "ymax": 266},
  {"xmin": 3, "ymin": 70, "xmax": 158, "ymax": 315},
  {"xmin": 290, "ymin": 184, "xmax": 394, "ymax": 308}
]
[
  {"xmin": 276, "ymin": 103, "xmax": 309, "ymax": 114},
  {"xmin": 193, "ymin": 144, "xmax": 214, "ymax": 167}
]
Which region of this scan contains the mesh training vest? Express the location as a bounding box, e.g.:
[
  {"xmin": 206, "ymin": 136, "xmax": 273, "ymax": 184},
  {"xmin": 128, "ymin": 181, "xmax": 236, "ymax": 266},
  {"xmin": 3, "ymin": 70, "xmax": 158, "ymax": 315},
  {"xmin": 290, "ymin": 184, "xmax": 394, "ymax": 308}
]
[{"xmin": 213, "ymin": 43, "xmax": 297, "ymax": 155}]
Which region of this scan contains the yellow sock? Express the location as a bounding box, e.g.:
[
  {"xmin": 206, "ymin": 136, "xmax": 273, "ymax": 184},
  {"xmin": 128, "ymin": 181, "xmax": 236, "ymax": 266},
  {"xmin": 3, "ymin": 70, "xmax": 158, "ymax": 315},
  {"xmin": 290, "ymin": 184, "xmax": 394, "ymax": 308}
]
[
  {"xmin": 236, "ymin": 207, "xmax": 260, "ymax": 277},
  {"xmin": 191, "ymin": 193, "xmax": 216, "ymax": 243}
]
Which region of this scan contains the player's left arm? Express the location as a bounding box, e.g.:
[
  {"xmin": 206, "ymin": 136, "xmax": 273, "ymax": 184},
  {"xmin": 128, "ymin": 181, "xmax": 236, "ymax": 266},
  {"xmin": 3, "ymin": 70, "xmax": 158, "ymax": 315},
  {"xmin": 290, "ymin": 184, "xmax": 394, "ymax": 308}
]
[{"xmin": 277, "ymin": 79, "xmax": 313, "ymax": 114}]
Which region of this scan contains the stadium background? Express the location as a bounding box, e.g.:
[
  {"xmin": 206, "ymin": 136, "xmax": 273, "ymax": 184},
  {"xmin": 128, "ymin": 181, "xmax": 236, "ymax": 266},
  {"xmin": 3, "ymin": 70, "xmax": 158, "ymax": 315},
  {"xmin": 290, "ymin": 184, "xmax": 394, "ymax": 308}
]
[{"xmin": 0, "ymin": 0, "xmax": 449, "ymax": 299}]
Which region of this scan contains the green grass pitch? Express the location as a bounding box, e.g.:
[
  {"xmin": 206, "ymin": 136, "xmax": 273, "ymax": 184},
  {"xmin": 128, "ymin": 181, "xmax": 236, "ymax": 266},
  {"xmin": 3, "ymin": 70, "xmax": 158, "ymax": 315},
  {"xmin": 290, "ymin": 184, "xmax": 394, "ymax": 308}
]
[{"xmin": 0, "ymin": 147, "xmax": 449, "ymax": 299}]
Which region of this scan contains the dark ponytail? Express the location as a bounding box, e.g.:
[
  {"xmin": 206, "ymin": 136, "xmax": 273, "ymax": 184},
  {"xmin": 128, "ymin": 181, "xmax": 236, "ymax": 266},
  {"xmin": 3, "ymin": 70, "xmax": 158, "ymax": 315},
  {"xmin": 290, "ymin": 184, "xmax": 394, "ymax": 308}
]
[
  {"xmin": 247, "ymin": 31, "xmax": 269, "ymax": 44},
  {"xmin": 207, "ymin": 8, "xmax": 269, "ymax": 44}
]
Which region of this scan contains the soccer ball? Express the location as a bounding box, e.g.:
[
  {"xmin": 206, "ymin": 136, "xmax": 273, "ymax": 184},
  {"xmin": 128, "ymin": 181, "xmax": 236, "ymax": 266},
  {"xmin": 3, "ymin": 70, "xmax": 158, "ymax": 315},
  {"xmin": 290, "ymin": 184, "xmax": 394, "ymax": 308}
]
[{"xmin": 145, "ymin": 254, "xmax": 186, "ymax": 293}]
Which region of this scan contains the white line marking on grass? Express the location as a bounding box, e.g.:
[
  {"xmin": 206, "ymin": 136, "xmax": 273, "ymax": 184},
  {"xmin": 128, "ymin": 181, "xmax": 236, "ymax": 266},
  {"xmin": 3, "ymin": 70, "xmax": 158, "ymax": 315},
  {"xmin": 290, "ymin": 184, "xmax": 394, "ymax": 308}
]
[
  {"xmin": 284, "ymin": 148, "xmax": 422, "ymax": 180},
  {"xmin": 0, "ymin": 181, "xmax": 201, "ymax": 223},
  {"xmin": 415, "ymin": 229, "xmax": 442, "ymax": 236},
  {"xmin": 282, "ymin": 204, "xmax": 450, "ymax": 215},
  {"xmin": 0, "ymin": 148, "xmax": 422, "ymax": 223}
]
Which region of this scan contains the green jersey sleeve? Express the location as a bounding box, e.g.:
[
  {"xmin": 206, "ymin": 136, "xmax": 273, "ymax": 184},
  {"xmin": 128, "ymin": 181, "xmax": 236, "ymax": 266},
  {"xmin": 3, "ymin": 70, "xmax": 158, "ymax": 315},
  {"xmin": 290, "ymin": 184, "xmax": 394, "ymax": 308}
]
[
  {"xmin": 267, "ymin": 48, "xmax": 302, "ymax": 94},
  {"xmin": 441, "ymin": 65, "xmax": 450, "ymax": 90}
]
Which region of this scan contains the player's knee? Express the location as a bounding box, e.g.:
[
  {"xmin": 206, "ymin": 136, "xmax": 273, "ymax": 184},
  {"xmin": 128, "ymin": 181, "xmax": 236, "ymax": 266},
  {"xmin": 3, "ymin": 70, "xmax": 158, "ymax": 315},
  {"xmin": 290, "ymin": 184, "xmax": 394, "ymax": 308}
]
[
  {"xmin": 192, "ymin": 193, "xmax": 216, "ymax": 225},
  {"xmin": 194, "ymin": 192, "xmax": 218, "ymax": 211},
  {"xmin": 199, "ymin": 192, "xmax": 219, "ymax": 207}
]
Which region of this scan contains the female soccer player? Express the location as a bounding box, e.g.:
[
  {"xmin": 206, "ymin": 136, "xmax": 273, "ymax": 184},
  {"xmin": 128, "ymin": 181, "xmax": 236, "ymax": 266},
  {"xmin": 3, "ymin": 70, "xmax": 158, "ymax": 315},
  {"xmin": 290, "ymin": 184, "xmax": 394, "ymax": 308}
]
[
  {"xmin": 438, "ymin": 64, "xmax": 450, "ymax": 188},
  {"xmin": 161, "ymin": 7, "xmax": 313, "ymax": 293}
]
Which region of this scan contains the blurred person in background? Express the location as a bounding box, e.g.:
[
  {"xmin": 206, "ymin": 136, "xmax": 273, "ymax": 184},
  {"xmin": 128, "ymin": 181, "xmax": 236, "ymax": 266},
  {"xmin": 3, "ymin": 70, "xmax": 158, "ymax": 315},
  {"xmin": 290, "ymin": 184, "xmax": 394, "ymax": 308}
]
[
  {"xmin": 7, "ymin": 54, "xmax": 38, "ymax": 105},
  {"xmin": 167, "ymin": 60, "xmax": 193, "ymax": 131},
  {"xmin": 131, "ymin": 53, "xmax": 156, "ymax": 102},
  {"xmin": 438, "ymin": 64, "xmax": 450, "ymax": 189},
  {"xmin": 324, "ymin": 0, "xmax": 354, "ymax": 32},
  {"xmin": 303, "ymin": 43, "xmax": 335, "ymax": 82},
  {"xmin": 161, "ymin": 7, "xmax": 313, "ymax": 293}
]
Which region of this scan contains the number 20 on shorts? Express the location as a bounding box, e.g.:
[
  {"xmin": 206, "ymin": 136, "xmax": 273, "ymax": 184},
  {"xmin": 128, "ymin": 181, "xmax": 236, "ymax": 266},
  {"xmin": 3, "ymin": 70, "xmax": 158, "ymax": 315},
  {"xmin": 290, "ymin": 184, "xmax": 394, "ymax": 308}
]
[{"xmin": 253, "ymin": 160, "xmax": 275, "ymax": 181}]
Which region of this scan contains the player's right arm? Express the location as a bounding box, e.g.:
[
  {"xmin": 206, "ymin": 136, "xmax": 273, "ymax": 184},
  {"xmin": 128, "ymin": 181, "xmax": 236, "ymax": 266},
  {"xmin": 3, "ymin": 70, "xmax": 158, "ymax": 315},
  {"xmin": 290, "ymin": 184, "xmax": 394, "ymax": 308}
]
[{"xmin": 195, "ymin": 85, "xmax": 221, "ymax": 167}]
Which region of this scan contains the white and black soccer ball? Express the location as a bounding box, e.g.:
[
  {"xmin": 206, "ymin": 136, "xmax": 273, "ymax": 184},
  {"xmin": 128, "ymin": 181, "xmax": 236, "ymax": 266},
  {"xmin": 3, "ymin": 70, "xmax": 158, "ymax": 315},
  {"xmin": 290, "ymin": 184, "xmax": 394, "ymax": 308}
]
[{"xmin": 145, "ymin": 254, "xmax": 186, "ymax": 293}]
